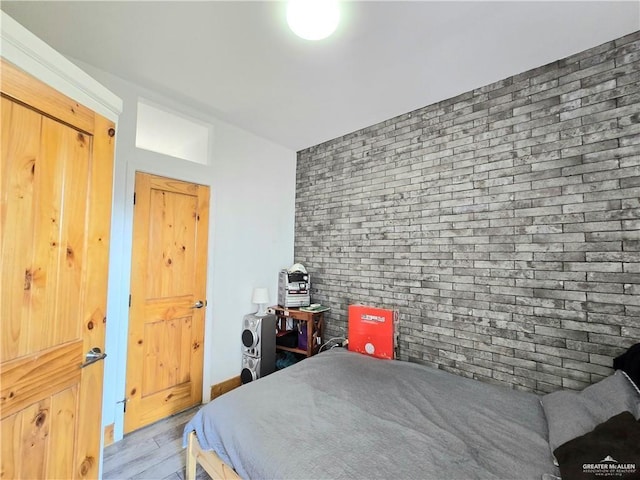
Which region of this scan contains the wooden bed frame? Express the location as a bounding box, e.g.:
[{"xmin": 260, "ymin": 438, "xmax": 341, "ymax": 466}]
[
  {"xmin": 186, "ymin": 430, "xmax": 242, "ymax": 480},
  {"xmin": 186, "ymin": 376, "xmax": 243, "ymax": 479}
]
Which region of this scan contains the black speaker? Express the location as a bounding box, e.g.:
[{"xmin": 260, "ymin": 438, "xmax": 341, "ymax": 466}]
[{"xmin": 241, "ymin": 313, "xmax": 276, "ymax": 384}]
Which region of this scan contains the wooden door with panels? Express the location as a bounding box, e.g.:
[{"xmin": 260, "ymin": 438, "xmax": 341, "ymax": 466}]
[
  {"xmin": 124, "ymin": 172, "xmax": 209, "ymax": 433},
  {"xmin": 0, "ymin": 60, "xmax": 115, "ymax": 479}
]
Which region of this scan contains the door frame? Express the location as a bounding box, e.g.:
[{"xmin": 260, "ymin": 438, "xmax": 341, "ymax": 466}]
[
  {"xmin": 106, "ymin": 162, "xmax": 214, "ymax": 443},
  {"xmin": 1, "ymin": 12, "xmax": 121, "ymax": 124}
]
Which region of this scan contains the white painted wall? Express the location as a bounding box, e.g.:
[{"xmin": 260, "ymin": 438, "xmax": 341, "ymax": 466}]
[{"xmin": 70, "ymin": 61, "xmax": 297, "ymax": 444}]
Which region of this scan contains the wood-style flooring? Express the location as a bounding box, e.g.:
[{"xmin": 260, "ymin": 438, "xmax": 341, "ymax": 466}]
[{"xmin": 102, "ymin": 407, "xmax": 211, "ymax": 480}]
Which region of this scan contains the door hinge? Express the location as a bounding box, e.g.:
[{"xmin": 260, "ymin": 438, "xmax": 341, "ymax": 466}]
[
  {"xmin": 133, "ymin": 192, "xmax": 136, "ymax": 205},
  {"xmin": 117, "ymin": 397, "xmax": 129, "ymax": 413},
  {"xmin": 128, "ymin": 294, "xmax": 131, "ymax": 307}
]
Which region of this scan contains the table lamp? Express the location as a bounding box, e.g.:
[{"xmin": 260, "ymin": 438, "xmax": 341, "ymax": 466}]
[{"xmin": 252, "ymin": 287, "xmax": 270, "ymax": 317}]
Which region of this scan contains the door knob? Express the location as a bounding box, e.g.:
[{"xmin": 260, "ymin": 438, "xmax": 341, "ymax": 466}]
[
  {"xmin": 81, "ymin": 347, "xmax": 107, "ymax": 368},
  {"xmin": 191, "ymin": 300, "xmax": 204, "ymax": 309}
]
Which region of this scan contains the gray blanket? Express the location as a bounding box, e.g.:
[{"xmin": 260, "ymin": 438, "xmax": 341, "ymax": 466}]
[{"xmin": 184, "ymin": 349, "xmax": 557, "ymax": 479}]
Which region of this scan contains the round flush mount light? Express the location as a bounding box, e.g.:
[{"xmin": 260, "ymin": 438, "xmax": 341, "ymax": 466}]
[{"xmin": 286, "ymin": 0, "xmax": 340, "ymax": 41}]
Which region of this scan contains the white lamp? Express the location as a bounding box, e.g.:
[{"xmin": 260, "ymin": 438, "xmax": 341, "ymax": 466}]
[
  {"xmin": 286, "ymin": 0, "xmax": 340, "ymax": 41},
  {"xmin": 252, "ymin": 287, "xmax": 270, "ymax": 317}
]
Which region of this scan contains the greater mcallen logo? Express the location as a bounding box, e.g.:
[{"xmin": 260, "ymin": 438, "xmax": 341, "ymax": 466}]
[{"xmin": 583, "ymin": 456, "xmax": 637, "ymax": 477}]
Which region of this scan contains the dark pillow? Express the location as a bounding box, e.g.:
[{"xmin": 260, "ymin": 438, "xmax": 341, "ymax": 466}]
[
  {"xmin": 553, "ymin": 411, "xmax": 640, "ymax": 480},
  {"xmin": 615, "ymin": 343, "xmax": 640, "ymax": 388}
]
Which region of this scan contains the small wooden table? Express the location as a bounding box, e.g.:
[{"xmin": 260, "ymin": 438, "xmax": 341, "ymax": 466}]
[{"xmin": 269, "ymin": 305, "xmax": 325, "ymax": 358}]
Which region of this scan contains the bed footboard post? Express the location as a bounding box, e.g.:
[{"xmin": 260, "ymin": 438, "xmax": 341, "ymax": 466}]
[{"xmin": 186, "ymin": 430, "xmax": 197, "ymax": 480}]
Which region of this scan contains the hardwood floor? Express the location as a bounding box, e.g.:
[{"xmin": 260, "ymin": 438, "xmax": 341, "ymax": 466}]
[{"xmin": 103, "ymin": 407, "xmax": 211, "ymax": 480}]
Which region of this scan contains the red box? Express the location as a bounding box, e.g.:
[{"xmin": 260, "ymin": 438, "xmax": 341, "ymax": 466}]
[{"xmin": 348, "ymin": 305, "xmax": 397, "ymax": 359}]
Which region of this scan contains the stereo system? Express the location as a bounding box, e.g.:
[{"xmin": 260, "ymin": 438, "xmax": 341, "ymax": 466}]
[
  {"xmin": 241, "ymin": 313, "xmax": 277, "ymax": 384},
  {"xmin": 277, "ymin": 269, "xmax": 310, "ymax": 308}
]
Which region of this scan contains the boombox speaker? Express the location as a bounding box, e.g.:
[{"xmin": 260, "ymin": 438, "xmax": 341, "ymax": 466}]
[{"xmin": 241, "ymin": 313, "xmax": 276, "ymax": 384}]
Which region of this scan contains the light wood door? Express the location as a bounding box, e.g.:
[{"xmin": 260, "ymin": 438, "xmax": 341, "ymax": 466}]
[
  {"xmin": 0, "ymin": 59, "xmax": 115, "ymax": 479},
  {"xmin": 124, "ymin": 173, "xmax": 209, "ymax": 433}
]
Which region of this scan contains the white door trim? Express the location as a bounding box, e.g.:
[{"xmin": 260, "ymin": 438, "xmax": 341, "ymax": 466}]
[{"xmin": 1, "ymin": 11, "xmax": 122, "ymax": 121}]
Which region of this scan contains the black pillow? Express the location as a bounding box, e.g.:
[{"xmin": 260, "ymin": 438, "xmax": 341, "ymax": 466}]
[
  {"xmin": 553, "ymin": 411, "xmax": 640, "ymax": 480},
  {"xmin": 614, "ymin": 343, "xmax": 640, "ymax": 388}
]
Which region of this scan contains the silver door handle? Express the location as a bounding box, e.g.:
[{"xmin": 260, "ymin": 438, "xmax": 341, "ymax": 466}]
[
  {"xmin": 191, "ymin": 300, "xmax": 204, "ymax": 309},
  {"xmin": 81, "ymin": 347, "xmax": 107, "ymax": 368}
]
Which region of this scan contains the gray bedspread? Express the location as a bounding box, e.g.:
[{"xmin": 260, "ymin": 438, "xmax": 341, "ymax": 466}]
[{"xmin": 184, "ymin": 349, "xmax": 558, "ymax": 479}]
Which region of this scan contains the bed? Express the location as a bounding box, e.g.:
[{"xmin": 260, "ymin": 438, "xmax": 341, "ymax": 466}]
[{"xmin": 184, "ymin": 348, "xmax": 640, "ymax": 480}]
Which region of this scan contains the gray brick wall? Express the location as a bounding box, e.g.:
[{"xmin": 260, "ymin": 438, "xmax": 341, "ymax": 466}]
[{"xmin": 295, "ymin": 31, "xmax": 640, "ymax": 393}]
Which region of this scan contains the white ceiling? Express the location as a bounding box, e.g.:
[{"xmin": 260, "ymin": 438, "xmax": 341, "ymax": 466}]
[{"xmin": 2, "ymin": 1, "xmax": 639, "ymax": 152}]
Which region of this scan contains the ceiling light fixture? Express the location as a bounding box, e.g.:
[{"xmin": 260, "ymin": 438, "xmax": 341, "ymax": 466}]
[{"xmin": 286, "ymin": 0, "xmax": 340, "ymax": 41}]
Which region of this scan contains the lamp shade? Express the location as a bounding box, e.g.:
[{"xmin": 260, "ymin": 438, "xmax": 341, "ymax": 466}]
[{"xmin": 252, "ymin": 287, "xmax": 270, "ymax": 305}]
